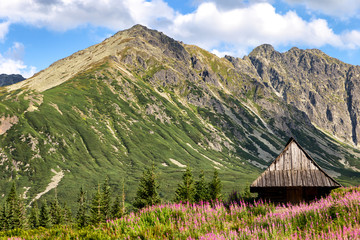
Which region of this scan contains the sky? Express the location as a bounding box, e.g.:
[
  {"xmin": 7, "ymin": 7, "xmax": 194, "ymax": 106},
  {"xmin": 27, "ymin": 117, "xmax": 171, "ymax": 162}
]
[{"xmin": 1, "ymin": 0, "xmax": 360, "ymax": 78}]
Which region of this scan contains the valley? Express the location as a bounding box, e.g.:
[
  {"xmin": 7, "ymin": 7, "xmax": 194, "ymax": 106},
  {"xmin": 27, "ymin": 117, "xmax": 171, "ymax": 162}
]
[{"xmin": 0, "ymin": 25, "xmax": 360, "ymax": 209}]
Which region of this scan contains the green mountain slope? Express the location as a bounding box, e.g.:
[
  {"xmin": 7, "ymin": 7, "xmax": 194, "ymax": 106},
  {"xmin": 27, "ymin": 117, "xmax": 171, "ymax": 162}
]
[{"xmin": 1, "ymin": 25, "xmax": 360, "ymax": 208}]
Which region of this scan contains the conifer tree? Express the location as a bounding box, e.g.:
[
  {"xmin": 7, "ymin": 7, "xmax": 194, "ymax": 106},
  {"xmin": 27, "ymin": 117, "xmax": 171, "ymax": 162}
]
[
  {"xmin": 112, "ymin": 179, "xmax": 126, "ymax": 219},
  {"xmin": 62, "ymin": 202, "xmax": 72, "ymax": 225},
  {"xmin": 90, "ymin": 185, "xmax": 102, "ymax": 225},
  {"xmin": 121, "ymin": 178, "xmax": 126, "ymax": 215},
  {"xmin": 194, "ymin": 170, "xmax": 209, "ymax": 203},
  {"xmin": 0, "ymin": 204, "xmax": 5, "ymax": 231},
  {"xmin": 175, "ymin": 165, "xmax": 195, "ymax": 203},
  {"xmin": 39, "ymin": 200, "xmax": 51, "ymax": 228},
  {"xmin": 133, "ymin": 164, "xmax": 161, "ymax": 209},
  {"xmin": 29, "ymin": 201, "xmax": 40, "ymax": 229},
  {"xmin": 1, "ymin": 203, "xmax": 9, "ymax": 231},
  {"xmin": 209, "ymin": 169, "xmax": 222, "ymax": 201},
  {"xmin": 76, "ymin": 187, "xmax": 88, "ymax": 228},
  {"xmin": 0, "ymin": 204, "xmax": 2, "ymax": 230},
  {"xmin": 101, "ymin": 177, "xmax": 111, "ymax": 221},
  {"xmin": 6, "ymin": 183, "xmax": 17, "ymax": 230},
  {"xmin": 6, "ymin": 182, "xmax": 26, "ymax": 229},
  {"xmin": 111, "ymin": 196, "xmax": 123, "ymax": 219},
  {"xmin": 17, "ymin": 195, "xmax": 27, "ymax": 229},
  {"xmin": 49, "ymin": 190, "xmax": 63, "ymax": 225}
]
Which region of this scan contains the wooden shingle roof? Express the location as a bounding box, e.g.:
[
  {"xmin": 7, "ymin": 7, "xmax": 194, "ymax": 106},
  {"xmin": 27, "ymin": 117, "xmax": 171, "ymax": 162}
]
[{"xmin": 251, "ymin": 137, "xmax": 341, "ymax": 188}]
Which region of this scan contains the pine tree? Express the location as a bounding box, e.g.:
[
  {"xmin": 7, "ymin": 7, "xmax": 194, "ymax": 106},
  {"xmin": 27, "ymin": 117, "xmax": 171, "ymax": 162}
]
[
  {"xmin": 17, "ymin": 195, "xmax": 27, "ymax": 229},
  {"xmin": 39, "ymin": 200, "xmax": 51, "ymax": 228},
  {"xmin": 6, "ymin": 183, "xmax": 17, "ymax": 230},
  {"xmin": 175, "ymin": 165, "xmax": 195, "ymax": 203},
  {"xmin": 101, "ymin": 177, "xmax": 111, "ymax": 221},
  {"xmin": 90, "ymin": 185, "xmax": 102, "ymax": 225},
  {"xmin": 0, "ymin": 204, "xmax": 5, "ymax": 231},
  {"xmin": 29, "ymin": 201, "xmax": 40, "ymax": 229},
  {"xmin": 111, "ymin": 196, "xmax": 123, "ymax": 219},
  {"xmin": 121, "ymin": 178, "xmax": 126, "ymax": 215},
  {"xmin": 76, "ymin": 187, "xmax": 88, "ymax": 228},
  {"xmin": 133, "ymin": 164, "xmax": 161, "ymax": 209},
  {"xmin": 194, "ymin": 170, "xmax": 209, "ymax": 203},
  {"xmin": 62, "ymin": 202, "xmax": 72, "ymax": 225},
  {"xmin": 209, "ymin": 169, "xmax": 222, "ymax": 201},
  {"xmin": 6, "ymin": 182, "xmax": 26, "ymax": 229},
  {"xmin": 0, "ymin": 204, "xmax": 8, "ymax": 231},
  {"xmin": 49, "ymin": 190, "xmax": 63, "ymax": 226},
  {"xmin": 112, "ymin": 179, "xmax": 126, "ymax": 219}
]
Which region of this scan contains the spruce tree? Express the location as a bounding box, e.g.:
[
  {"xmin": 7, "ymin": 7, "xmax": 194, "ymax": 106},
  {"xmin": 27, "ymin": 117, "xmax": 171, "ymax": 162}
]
[
  {"xmin": 121, "ymin": 178, "xmax": 126, "ymax": 215},
  {"xmin": 175, "ymin": 165, "xmax": 195, "ymax": 203},
  {"xmin": 209, "ymin": 169, "xmax": 222, "ymax": 201},
  {"xmin": 6, "ymin": 183, "xmax": 17, "ymax": 230},
  {"xmin": 29, "ymin": 201, "xmax": 40, "ymax": 229},
  {"xmin": 0, "ymin": 204, "xmax": 5, "ymax": 231},
  {"xmin": 62, "ymin": 202, "xmax": 72, "ymax": 225},
  {"xmin": 76, "ymin": 187, "xmax": 88, "ymax": 228},
  {"xmin": 194, "ymin": 170, "xmax": 209, "ymax": 203},
  {"xmin": 39, "ymin": 200, "xmax": 51, "ymax": 228},
  {"xmin": 101, "ymin": 177, "xmax": 111, "ymax": 221},
  {"xmin": 49, "ymin": 191, "xmax": 63, "ymax": 226},
  {"xmin": 6, "ymin": 182, "xmax": 25, "ymax": 229},
  {"xmin": 17, "ymin": 195, "xmax": 27, "ymax": 229},
  {"xmin": 90, "ymin": 185, "xmax": 102, "ymax": 225},
  {"xmin": 133, "ymin": 164, "xmax": 161, "ymax": 209},
  {"xmin": 111, "ymin": 196, "xmax": 123, "ymax": 219}
]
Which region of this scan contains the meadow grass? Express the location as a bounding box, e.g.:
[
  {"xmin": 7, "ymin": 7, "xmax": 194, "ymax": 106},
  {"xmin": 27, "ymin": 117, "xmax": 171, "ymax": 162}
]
[{"xmin": 2, "ymin": 186, "xmax": 360, "ymax": 239}]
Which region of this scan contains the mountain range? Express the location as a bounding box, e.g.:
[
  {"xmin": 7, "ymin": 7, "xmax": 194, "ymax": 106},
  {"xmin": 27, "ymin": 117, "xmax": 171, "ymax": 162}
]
[{"xmin": 1, "ymin": 25, "xmax": 360, "ymax": 208}]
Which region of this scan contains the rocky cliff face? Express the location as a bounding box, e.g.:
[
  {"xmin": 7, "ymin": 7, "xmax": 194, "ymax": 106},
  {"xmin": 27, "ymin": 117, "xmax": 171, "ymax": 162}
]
[
  {"xmin": 0, "ymin": 74, "xmax": 25, "ymax": 86},
  {"xmin": 247, "ymin": 44, "xmax": 359, "ymax": 146},
  {"xmin": 1, "ymin": 25, "xmax": 360, "ymax": 207}
]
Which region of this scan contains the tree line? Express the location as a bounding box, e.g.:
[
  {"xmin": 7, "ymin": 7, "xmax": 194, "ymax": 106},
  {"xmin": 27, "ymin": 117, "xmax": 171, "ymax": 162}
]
[
  {"xmin": 133, "ymin": 165, "xmax": 222, "ymax": 209},
  {"xmin": 0, "ymin": 165, "xmax": 223, "ymax": 231}
]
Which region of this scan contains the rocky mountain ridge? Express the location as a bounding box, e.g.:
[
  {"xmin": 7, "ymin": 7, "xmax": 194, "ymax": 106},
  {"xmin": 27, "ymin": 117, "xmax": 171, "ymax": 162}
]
[
  {"xmin": 246, "ymin": 44, "xmax": 359, "ymax": 146},
  {"xmin": 0, "ymin": 74, "xmax": 25, "ymax": 87},
  {"xmin": 1, "ymin": 25, "xmax": 360, "ymax": 208}
]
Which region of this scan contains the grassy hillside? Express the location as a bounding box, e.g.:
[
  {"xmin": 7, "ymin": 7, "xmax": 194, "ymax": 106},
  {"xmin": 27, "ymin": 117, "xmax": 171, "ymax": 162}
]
[{"xmin": 0, "ymin": 59, "xmax": 264, "ymax": 208}]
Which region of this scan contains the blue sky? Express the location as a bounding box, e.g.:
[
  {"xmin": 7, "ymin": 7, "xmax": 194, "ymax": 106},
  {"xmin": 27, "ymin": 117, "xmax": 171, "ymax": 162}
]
[{"xmin": 1, "ymin": 0, "xmax": 360, "ymax": 78}]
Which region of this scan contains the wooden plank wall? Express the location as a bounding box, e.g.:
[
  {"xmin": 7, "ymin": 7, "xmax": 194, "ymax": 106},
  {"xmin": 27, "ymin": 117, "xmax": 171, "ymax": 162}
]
[{"xmin": 251, "ymin": 141, "xmax": 339, "ymax": 188}]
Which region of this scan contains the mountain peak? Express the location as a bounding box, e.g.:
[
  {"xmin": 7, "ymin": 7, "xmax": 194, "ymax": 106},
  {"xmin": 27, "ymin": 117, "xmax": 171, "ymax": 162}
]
[
  {"xmin": 130, "ymin": 24, "xmax": 148, "ymax": 30},
  {"xmin": 248, "ymin": 44, "xmax": 278, "ymax": 59},
  {"xmin": 7, "ymin": 24, "xmax": 189, "ymax": 92},
  {"xmin": 125, "ymin": 24, "xmax": 153, "ymax": 35}
]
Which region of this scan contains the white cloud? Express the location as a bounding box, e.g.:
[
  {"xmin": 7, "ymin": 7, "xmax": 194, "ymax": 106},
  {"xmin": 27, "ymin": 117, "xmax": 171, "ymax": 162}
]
[
  {"xmin": 5, "ymin": 42, "xmax": 25, "ymax": 60},
  {"xmin": 283, "ymin": 0, "xmax": 360, "ymax": 18},
  {"xmin": 211, "ymin": 49, "xmax": 234, "ymax": 58},
  {"xmin": 0, "ymin": 0, "xmax": 175, "ymax": 31},
  {"xmin": 0, "ymin": 43, "xmax": 37, "ymax": 78},
  {"xmin": 165, "ymin": 2, "xmax": 344, "ymax": 52},
  {"xmin": 193, "ymin": 0, "xmax": 270, "ymax": 10},
  {"xmin": 342, "ymin": 30, "xmax": 360, "ymax": 49},
  {"xmin": 0, "ymin": 21, "xmax": 10, "ymax": 41},
  {"xmin": 0, "ymin": 1, "xmax": 358, "ymax": 53}
]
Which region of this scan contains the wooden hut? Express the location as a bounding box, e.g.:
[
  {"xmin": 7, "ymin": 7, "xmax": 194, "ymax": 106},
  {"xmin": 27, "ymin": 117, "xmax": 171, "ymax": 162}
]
[{"xmin": 250, "ymin": 137, "xmax": 341, "ymax": 203}]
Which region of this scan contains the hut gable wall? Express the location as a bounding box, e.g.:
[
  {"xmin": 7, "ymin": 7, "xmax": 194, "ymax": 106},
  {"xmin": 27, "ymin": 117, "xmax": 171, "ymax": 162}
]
[{"xmin": 251, "ymin": 138, "xmax": 341, "ymax": 189}]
